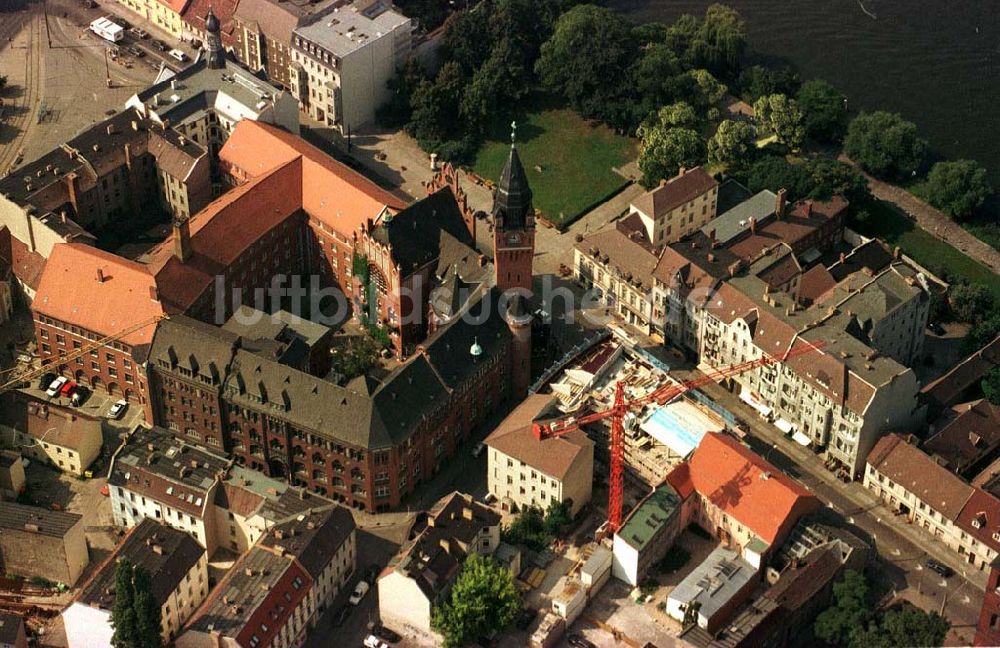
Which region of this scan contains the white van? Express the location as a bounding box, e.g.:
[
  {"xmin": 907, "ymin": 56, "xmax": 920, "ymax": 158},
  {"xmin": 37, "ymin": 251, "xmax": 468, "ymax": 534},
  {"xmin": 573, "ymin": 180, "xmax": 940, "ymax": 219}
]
[{"xmin": 168, "ymin": 49, "xmax": 188, "ymax": 62}]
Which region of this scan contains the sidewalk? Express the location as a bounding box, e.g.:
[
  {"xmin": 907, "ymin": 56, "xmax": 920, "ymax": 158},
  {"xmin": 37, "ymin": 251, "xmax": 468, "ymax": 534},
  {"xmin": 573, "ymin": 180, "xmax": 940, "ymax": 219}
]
[
  {"xmin": 839, "ymin": 153, "xmax": 1000, "ymax": 273},
  {"xmin": 678, "ymin": 368, "xmax": 989, "ymax": 594}
]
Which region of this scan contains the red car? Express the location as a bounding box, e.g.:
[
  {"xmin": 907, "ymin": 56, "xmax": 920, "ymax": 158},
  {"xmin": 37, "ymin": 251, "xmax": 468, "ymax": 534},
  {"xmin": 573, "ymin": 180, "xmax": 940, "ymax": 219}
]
[{"xmin": 59, "ymin": 380, "xmax": 78, "ymax": 397}]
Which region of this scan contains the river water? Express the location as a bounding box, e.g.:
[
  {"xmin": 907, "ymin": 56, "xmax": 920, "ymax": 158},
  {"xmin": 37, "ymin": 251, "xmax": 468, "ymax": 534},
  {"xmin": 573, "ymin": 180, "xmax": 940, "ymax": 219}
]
[{"xmin": 608, "ymin": 0, "xmax": 1000, "ymax": 190}]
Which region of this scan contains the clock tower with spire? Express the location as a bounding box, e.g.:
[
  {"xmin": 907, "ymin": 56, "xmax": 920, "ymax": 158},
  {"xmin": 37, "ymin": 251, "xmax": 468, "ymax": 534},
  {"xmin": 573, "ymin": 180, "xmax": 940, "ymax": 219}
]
[{"xmin": 492, "ymin": 122, "xmax": 535, "ymax": 295}]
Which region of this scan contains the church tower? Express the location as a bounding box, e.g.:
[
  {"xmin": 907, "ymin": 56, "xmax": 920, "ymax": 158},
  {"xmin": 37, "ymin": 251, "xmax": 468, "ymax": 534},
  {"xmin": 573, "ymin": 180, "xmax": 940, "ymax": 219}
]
[
  {"xmin": 493, "ymin": 122, "xmax": 535, "ymax": 295},
  {"xmin": 203, "ymin": 8, "xmax": 226, "ymax": 70}
]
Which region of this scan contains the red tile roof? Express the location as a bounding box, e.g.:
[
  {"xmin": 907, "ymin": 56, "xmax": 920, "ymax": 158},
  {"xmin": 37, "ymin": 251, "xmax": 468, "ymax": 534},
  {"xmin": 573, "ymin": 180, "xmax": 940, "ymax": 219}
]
[
  {"xmin": 956, "ymin": 488, "xmax": 1000, "ymax": 554},
  {"xmin": 34, "ymin": 243, "xmax": 164, "ymax": 346},
  {"xmin": 150, "ymin": 158, "xmax": 302, "ymax": 311},
  {"xmin": 680, "ymin": 432, "xmax": 819, "ymax": 544},
  {"xmin": 157, "ymin": 0, "xmax": 191, "ymax": 14},
  {"xmin": 631, "ymin": 167, "xmax": 717, "ymax": 219},
  {"xmin": 183, "ymin": 0, "xmax": 239, "ymax": 45},
  {"xmin": 0, "ymin": 227, "xmax": 46, "ymax": 291},
  {"xmin": 867, "ymin": 434, "xmax": 974, "ymax": 520},
  {"xmin": 219, "ymin": 120, "xmax": 406, "ymax": 239}
]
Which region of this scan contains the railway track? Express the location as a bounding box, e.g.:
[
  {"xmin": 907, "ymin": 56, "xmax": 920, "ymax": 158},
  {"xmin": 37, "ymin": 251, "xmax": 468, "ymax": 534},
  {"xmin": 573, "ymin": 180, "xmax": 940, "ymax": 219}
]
[{"xmin": 0, "ymin": 12, "xmax": 43, "ymax": 177}]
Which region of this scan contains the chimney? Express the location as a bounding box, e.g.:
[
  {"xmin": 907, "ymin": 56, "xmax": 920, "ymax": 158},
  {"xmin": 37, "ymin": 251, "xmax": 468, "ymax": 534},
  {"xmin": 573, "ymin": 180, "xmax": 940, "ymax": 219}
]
[
  {"xmin": 804, "ymin": 200, "xmax": 813, "ymax": 217},
  {"xmin": 776, "ymin": 188, "xmax": 787, "ymax": 219},
  {"xmin": 678, "ymin": 166, "xmax": 687, "ymax": 176},
  {"xmin": 174, "ymin": 217, "xmax": 192, "ymax": 263},
  {"xmin": 152, "ymin": 544, "xmax": 163, "ymax": 555},
  {"xmin": 131, "ymin": 120, "xmax": 139, "ymax": 131},
  {"xmin": 709, "ymin": 228, "xmax": 716, "ymax": 246},
  {"xmin": 149, "ymin": 285, "xmax": 159, "ymax": 302},
  {"xmin": 839, "ymin": 252, "xmax": 846, "ymax": 264},
  {"xmin": 96, "ymin": 267, "xmax": 105, "ymax": 283},
  {"xmin": 179, "ymin": 135, "xmax": 186, "ymax": 147},
  {"xmin": 107, "ymin": 123, "xmax": 115, "ymax": 136},
  {"xmin": 749, "ymin": 217, "xmax": 757, "ymax": 234},
  {"xmin": 60, "ymin": 210, "xmax": 67, "ymax": 224},
  {"xmin": 893, "ymin": 246, "xmax": 901, "ymax": 260},
  {"xmin": 171, "ymin": 79, "xmax": 177, "ymax": 90},
  {"xmin": 707, "ymin": 253, "xmax": 716, "ymax": 263},
  {"xmin": 439, "ymin": 538, "xmax": 451, "ymax": 553}
]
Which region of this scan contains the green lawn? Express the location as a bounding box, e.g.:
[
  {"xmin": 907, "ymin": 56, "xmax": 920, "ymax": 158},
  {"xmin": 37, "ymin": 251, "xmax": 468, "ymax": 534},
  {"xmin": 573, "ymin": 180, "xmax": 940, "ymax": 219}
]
[
  {"xmin": 472, "ymin": 96, "xmax": 635, "ymax": 228},
  {"xmin": 853, "ymin": 200, "xmax": 1000, "ymax": 302}
]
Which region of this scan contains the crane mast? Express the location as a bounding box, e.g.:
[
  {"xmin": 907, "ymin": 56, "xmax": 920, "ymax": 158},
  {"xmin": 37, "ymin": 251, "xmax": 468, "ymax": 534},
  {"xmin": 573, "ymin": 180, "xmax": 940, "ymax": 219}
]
[{"xmin": 532, "ymin": 340, "xmax": 824, "ymax": 534}]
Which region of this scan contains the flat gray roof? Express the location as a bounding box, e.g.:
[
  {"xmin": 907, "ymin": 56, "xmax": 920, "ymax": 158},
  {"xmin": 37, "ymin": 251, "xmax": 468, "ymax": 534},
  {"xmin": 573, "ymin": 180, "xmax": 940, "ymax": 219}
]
[
  {"xmin": 702, "ymin": 190, "xmax": 777, "ymax": 245},
  {"xmin": 294, "ymin": 0, "xmax": 408, "ymax": 58},
  {"xmin": 669, "ymin": 546, "xmax": 755, "ymax": 623}
]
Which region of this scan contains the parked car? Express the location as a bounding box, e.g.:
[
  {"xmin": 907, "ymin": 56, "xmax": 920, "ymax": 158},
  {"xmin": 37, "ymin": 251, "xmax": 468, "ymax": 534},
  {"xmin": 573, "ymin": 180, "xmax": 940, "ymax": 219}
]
[
  {"xmin": 925, "ymin": 559, "xmax": 953, "ymax": 578},
  {"xmin": 363, "ymin": 636, "xmax": 389, "ymax": 648},
  {"xmin": 80, "ymin": 0, "xmax": 97, "ymax": 7},
  {"xmin": 368, "ymin": 623, "xmax": 401, "ymax": 643},
  {"xmin": 71, "ymin": 386, "xmax": 90, "ymax": 407},
  {"xmin": 929, "ymin": 321, "xmax": 946, "ymax": 336},
  {"xmin": 331, "ymin": 605, "xmax": 351, "ymax": 627},
  {"xmin": 38, "ymin": 372, "xmax": 56, "ymax": 390},
  {"xmin": 128, "ymin": 27, "xmax": 148, "ymax": 39},
  {"xmin": 364, "ymin": 564, "xmax": 380, "ymax": 585},
  {"xmin": 108, "ymin": 399, "xmax": 128, "ymax": 419},
  {"xmin": 348, "ymin": 580, "xmax": 369, "ymax": 605},
  {"xmin": 168, "ymin": 48, "xmax": 188, "ymax": 62},
  {"xmin": 151, "ymin": 39, "xmax": 167, "ymax": 52},
  {"xmin": 567, "ymin": 634, "xmax": 597, "ymax": 648},
  {"xmin": 59, "ymin": 380, "xmax": 78, "ymax": 398},
  {"xmin": 46, "ymin": 376, "xmax": 68, "ymax": 397},
  {"xmin": 127, "ymin": 45, "xmax": 145, "ymax": 58}
]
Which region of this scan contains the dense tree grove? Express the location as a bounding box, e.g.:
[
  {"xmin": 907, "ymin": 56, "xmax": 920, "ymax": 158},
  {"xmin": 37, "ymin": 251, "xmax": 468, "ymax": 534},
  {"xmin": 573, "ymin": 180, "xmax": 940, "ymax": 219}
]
[
  {"xmin": 924, "ymin": 159, "xmax": 993, "ymax": 220},
  {"xmin": 110, "ymin": 560, "xmax": 162, "ymax": 648},
  {"xmin": 753, "ymin": 93, "xmax": 804, "ymax": 149},
  {"xmin": 949, "ymin": 282, "xmax": 995, "ymax": 325},
  {"xmin": 983, "ymin": 366, "xmax": 1000, "ymax": 407},
  {"xmin": 431, "ymin": 554, "xmax": 521, "ymax": 647},
  {"xmin": 742, "ymin": 155, "xmax": 868, "ymax": 205},
  {"xmin": 814, "ymin": 570, "xmax": 949, "ymax": 648},
  {"xmin": 796, "ymin": 79, "xmax": 848, "ymax": 143},
  {"xmin": 637, "ymin": 124, "xmax": 706, "ymax": 188},
  {"xmin": 707, "ymin": 119, "xmax": 756, "ymax": 170},
  {"xmin": 844, "ymin": 111, "xmax": 927, "ymax": 179},
  {"xmin": 737, "ymin": 64, "xmax": 800, "ymax": 103}
]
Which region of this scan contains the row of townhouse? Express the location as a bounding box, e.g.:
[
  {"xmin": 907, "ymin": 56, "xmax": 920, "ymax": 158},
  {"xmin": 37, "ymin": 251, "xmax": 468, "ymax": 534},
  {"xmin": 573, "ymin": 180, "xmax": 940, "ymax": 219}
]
[
  {"xmin": 864, "ymin": 433, "xmax": 1000, "ymax": 573},
  {"xmin": 574, "ymin": 169, "xmax": 930, "ymax": 477}
]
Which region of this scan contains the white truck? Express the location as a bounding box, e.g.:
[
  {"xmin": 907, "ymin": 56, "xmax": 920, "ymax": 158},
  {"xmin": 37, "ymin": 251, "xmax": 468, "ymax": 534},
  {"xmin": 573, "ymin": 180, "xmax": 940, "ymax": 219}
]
[{"xmin": 89, "ymin": 17, "xmax": 124, "ymax": 43}]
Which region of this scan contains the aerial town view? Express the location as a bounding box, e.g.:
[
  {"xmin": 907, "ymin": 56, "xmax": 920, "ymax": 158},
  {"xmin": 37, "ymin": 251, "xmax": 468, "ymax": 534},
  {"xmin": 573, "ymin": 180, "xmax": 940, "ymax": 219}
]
[{"xmin": 0, "ymin": 0, "xmax": 998, "ymax": 646}]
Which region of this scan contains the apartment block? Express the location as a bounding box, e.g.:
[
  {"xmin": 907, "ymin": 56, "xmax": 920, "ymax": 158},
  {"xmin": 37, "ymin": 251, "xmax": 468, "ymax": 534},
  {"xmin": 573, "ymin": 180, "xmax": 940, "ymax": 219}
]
[
  {"xmin": 629, "ymin": 167, "xmax": 718, "ymax": 247},
  {"xmin": 485, "ymin": 394, "xmax": 594, "ymax": 516},
  {"xmin": 64, "ymin": 519, "xmax": 208, "ymax": 646},
  {"xmin": 116, "ymin": 0, "xmax": 191, "ymax": 39},
  {"xmin": 0, "ymin": 502, "xmax": 88, "ymax": 586},
  {"xmin": 0, "ymin": 395, "xmax": 102, "ymax": 476},
  {"xmin": 378, "ymin": 492, "xmax": 501, "ymax": 634},
  {"xmin": 290, "ymin": 0, "xmax": 412, "ymax": 130}
]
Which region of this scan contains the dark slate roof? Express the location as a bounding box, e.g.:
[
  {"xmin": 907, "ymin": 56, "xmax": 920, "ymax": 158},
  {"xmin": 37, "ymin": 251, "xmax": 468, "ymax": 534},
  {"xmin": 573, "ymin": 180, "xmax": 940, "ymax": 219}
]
[
  {"xmin": 371, "ymin": 187, "xmax": 476, "ymax": 277},
  {"xmin": 492, "ymin": 146, "xmax": 532, "ymax": 229},
  {"xmin": 419, "ymin": 287, "xmax": 512, "ymax": 389},
  {"xmin": 79, "ymin": 519, "xmax": 204, "ymax": 609},
  {"xmin": 258, "ymin": 506, "xmax": 355, "ymax": 579},
  {"xmin": 149, "ymin": 315, "xmax": 240, "ymax": 384},
  {"xmin": 0, "ymin": 613, "xmax": 24, "ymax": 645},
  {"xmin": 373, "ymin": 355, "xmax": 449, "ymax": 436},
  {"xmin": 0, "ymin": 501, "xmax": 82, "ymax": 538}
]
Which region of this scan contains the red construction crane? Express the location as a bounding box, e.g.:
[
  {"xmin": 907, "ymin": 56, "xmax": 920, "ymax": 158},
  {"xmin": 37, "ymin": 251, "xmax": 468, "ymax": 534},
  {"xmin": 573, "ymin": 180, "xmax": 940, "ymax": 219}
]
[{"xmin": 531, "ymin": 340, "xmax": 825, "ymax": 534}]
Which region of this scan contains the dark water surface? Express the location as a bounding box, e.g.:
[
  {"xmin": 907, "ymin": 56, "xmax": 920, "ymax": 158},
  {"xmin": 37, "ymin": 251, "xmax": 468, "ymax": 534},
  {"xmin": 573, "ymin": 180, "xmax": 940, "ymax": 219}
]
[{"xmin": 608, "ymin": 0, "xmax": 1000, "ymax": 189}]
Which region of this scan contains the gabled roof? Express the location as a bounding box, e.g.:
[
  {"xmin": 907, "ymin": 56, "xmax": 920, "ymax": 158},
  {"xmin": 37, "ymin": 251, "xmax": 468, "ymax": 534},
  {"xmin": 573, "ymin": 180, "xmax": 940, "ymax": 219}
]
[
  {"xmin": 576, "ymin": 227, "xmax": 659, "ymax": 289},
  {"xmin": 219, "ymin": 120, "xmax": 405, "ymax": 237},
  {"xmin": 669, "ymin": 433, "xmax": 818, "ymax": 545},
  {"xmin": 0, "ymin": 227, "xmax": 46, "ymax": 291},
  {"xmin": 78, "ymin": 519, "xmax": 204, "ymax": 609},
  {"xmin": 34, "ymin": 243, "xmax": 164, "ymax": 346},
  {"xmin": 631, "ymin": 166, "xmax": 717, "ymax": 219},
  {"xmin": 258, "ymin": 506, "xmax": 355, "ymax": 580},
  {"xmin": 867, "ymin": 434, "xmax": 974, "ymax": 520},
  {"xmin": 956, "ymin": 489, "xmax": 1000, "ymax": 554},
  {"xmin": 485, "ymin": 394, "xmax": 592, "ymax": 481},
  {"xmin": 183, "ymin": 0, "xmax": 239, "ymax": 45},
  {"xmin": 924, "ymin": 400, "xmax": 1000, "ymax": 475}
]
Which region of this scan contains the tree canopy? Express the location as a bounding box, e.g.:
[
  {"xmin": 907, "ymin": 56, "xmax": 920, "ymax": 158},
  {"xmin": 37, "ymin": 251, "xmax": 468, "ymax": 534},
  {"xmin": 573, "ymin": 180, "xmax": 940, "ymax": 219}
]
[
  {"xmin": 949, "ymin": 283, "xmax": 995, "ymax": 325},
  {"xmin": 845, "ymin": 111, "xmax": 927, "ymax": 179},
  {"xmin": 753, "ymin": 93, "xmax": 804, "ymax": 149},
  {"xmin": 637, "ymin": 125, "xmax": 706, "ymax": 188},
  {"xmin": 536, "ymin": 5, "xmax": 636, "ymax": 127},
  {"xmin": 708, "ymin": 119, "xmax": 756, "ymax": 170},
  {"xmin": 743, "ymin": 155, "xmax": 869, "ymax": 205},
  {"xmin": 814, "ymin": 570, "xmax": 870, "ymax": 648},
  {"xmin": 431, "ymin": 554, "xmax": 521, "ymax": 647},
  {"xmin": 110, "ymin": 559, "xmax": 162, "ymax": 648},
  {"xmin": 667, "ymin": 4, "xmax": 747, "ymax": 79},
  {"xmin": 796, "ymin": 79, "xmax": 848, "ymax": 142},
  {"xmin": 738, "ymin": 64, "xmax": 800, "ymax": 103},
  {"xmin": 983, "ymin": 366, "xmax": 1000, "ymax": 407},
  {"xmin": 924, "ymin": 159, "xmax": 993, "ymax": 220},
  {"xmin": 965, "ymin": 316, "xmax": 1000, "ymax": 354},
  {"xmin": 856, "ymin": 603, "xmax": 950, "ymax": 648}
]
